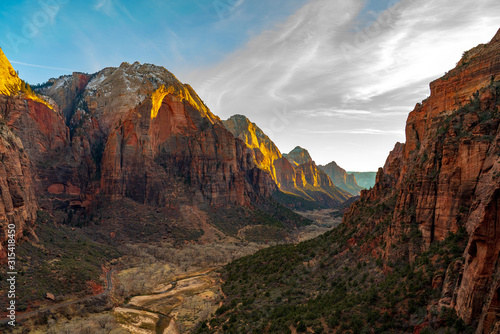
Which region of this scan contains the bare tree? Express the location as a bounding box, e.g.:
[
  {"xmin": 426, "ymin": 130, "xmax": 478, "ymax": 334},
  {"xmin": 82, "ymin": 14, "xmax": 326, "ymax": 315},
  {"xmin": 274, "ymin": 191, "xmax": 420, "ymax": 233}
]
[{"xmin": 95, "ymin": 314, "xmax": 113, "ymax": 329}]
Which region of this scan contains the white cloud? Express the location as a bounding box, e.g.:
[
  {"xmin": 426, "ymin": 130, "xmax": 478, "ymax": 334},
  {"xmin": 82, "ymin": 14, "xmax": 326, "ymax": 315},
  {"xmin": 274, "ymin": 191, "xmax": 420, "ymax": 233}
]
[
  {"xmin": 302, "ymin": 129, "xmax": 406, "ymax": 135},
  {"xmin": 186, "ymin": 0, "xmax": 500, "ymax": 170}
]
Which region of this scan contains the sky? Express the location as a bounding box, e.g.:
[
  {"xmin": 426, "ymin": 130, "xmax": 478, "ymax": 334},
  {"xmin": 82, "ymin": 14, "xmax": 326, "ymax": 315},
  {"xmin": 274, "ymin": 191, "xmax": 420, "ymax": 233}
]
[{"xmin": 1, "ymin": 0, "xmax": 500, "ymax": 171}]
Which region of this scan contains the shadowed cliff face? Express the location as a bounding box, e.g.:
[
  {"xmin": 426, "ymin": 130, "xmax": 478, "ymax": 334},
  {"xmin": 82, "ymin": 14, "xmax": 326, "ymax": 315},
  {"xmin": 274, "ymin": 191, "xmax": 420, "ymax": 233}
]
[
  {"xmin": 319, "ymin": 161, "xmax": 364, "ymax": 195},
  {"xmin": 344, "ymin": 28, "xmax": 500, "ymax": 331},
  {"xmin": 223, "ymin": 115, "xmax": 352, "ymax": 209},
  {"xmin": 0, "ymin": 117, "xmax": 38, "ymax": 262}
]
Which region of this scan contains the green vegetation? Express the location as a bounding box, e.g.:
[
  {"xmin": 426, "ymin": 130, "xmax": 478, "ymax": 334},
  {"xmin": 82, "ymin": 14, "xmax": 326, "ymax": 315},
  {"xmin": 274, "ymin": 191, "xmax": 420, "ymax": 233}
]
[
  {"xmin": 197, "ymin": 184, "xmax": 472, "ymax": 334},
  {"xmin": 209, "ymin": 198, "xmax": 311, "ymax": 242},
  {"xmin": 272, "ymin": 190, "xmax": 322, "ymax": 211},
  {"xmin": 437, "ymin": 82, "xmax": 500, "ymax": 145},
  {"xmin": 0, "ymin": 211, "xmax": 121, "ymax": 313},
  {"xmin": 30, "ymin": 80, "xmax": 55, "ymax": 90}
]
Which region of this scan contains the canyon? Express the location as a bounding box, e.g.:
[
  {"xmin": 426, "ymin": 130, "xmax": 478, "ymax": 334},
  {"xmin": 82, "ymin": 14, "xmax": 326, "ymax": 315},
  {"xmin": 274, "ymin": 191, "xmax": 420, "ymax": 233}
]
[
  {"xmin": 200, "ymin": 28, "xmax": 500, "ymax": 333},
  {"xmin": 0, "ymin": 22, "xmax": 499, "ymax": 334}
]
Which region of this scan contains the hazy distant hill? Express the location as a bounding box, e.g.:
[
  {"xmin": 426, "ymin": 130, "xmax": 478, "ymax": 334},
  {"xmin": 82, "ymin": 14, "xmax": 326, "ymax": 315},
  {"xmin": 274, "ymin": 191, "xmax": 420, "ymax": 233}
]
[
  {"xmin": 319, "ymin": 161, "xmax": 364, "ymax": 195},
  {"xmin": 347, "ymin": 171, "xmax": 377, "ymax": 189}
]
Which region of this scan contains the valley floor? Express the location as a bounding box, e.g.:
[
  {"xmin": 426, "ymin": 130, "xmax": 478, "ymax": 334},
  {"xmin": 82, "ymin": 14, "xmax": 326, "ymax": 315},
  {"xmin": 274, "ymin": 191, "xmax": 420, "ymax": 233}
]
[{"xmin": 3, "ymin": 209, "xmax": 339, "ymax": 334}]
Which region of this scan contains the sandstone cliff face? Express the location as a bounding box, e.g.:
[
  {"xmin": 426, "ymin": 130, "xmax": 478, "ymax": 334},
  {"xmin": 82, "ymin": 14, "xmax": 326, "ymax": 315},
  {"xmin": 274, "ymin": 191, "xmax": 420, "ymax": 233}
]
[
  {"xmin": 0, "ymin": 48, "xmax": 23, "ymax": 96},
  {"xmin": 223, "ymin": 115, "xmax": 352, "ymax": 208},
  {"xmin": 283, "ymin": 147, "xmax": 352, "ymax": 206},
  {"xmin": 292, "ymin": 160, "xmax": 351, "ymax": 205},
  {"xmin": 223, "ymin": 115, "xmax": 299, "ymax": 195},
  {"xmin": 344, "ymin": 28, "xmax": 500, "ymax": 332},
  {"xmin": 2, "ymin": 95, "xmax": 69, "ymax": 164},
  {"xmin": 40, "ymin": 72, "xmax": 92, "ymax": 123},
  {"xmin": 0, "ymin": 120, "xmax": 38, "ymax": 261},
  {"xmin": 319, "ymin": 161, "xmax": 364, "ymax": 195},
  {"xmin": 223, "ymin": 115, "xmax": 283, "ymax": 185},
  {"xmin": 34, "ymin": 63, "xmax": 278, "ymax": 210},
  {"xmin": 0, "ymin": 90, "xmax": 94, "ymax": 221},
  {"xmin": 0, "ymin": 48, "xmax": 57, "ymax": 260},
  {"xmin": 100, "ymin": 88, "xmax": 276, "ymax": 208}
]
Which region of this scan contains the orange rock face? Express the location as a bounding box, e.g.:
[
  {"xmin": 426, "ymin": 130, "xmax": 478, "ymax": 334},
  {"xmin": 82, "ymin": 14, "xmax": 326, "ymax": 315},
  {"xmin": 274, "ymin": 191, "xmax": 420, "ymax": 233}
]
[
  {"xmin": 2, "ymin": 95, "xmax": 69, "ymax": 161},
  {"xmin": 344, "ymin": 28, "xmax": 500, "ymax": 332},
  {"xmin": 0, "ymin": 56, "xmax": 298, "ymax": 246}
]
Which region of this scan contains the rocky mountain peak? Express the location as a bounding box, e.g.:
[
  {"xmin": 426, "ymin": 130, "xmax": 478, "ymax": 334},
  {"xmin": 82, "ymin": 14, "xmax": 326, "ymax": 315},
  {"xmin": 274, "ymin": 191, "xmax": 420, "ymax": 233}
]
[
  {"xmin": 283, "ymin": 146, "xmax": 313, "ymax": 166},
  {"xmin": 39, "ymin": 60, "xmax": 218, "ymax": 134},
  {"xmin": 223, "ymin": 114, "xmax": 276, "ymax": 150},
  {"xmin": 223, "ymin": 116, "xmax": 352, "ymax": 208},
  {"xmin": 318, "ymin": 161, "xmax": 363, "ymax": 195}
]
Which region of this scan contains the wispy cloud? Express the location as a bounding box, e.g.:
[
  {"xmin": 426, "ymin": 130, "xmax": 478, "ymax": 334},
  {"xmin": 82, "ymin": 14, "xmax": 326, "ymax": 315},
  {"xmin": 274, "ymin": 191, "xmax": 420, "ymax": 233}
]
[
  {"xmin": 302, "ymin": 129, "xmax": 406, "ymax": 135},
  {"xmin": 187, "ymin": 0, "xmax": 500, "ymax": 170},
  {"xmin": 94, "ymin": 0, "xmax": 114, "ymax": 15},
  {"xmin": 93, "ymin": 0, "xmax": 135, "ymax": 21},
  {"xmin": 10, "ymin": 61, "xmax": 73, "ymax": 72}
]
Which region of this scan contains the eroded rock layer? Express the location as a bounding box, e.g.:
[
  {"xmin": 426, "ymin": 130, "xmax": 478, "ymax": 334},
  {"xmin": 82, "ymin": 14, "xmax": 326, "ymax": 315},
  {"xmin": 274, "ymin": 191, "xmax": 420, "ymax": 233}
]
[{"xmin": 344, "ymin": 28, "xmax": 500, "ymax": 332}]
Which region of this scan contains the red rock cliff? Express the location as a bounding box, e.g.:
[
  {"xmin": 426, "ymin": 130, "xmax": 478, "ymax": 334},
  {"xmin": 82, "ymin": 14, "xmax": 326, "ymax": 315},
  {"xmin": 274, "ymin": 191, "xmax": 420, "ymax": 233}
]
[
  {"xmin": 344, "ymin": 28, "xmax": 500, "ymax": 332},
  {"xmin": 100, "ymin": 86, "xmax": 276, "ymax": 207},
  {"xmin": 0, "ymin": 118, "xmax": 38, "ymax": 261},
  {"xmin": 34, "ymin": 63, "xmax": 279, "ymax": 211}
]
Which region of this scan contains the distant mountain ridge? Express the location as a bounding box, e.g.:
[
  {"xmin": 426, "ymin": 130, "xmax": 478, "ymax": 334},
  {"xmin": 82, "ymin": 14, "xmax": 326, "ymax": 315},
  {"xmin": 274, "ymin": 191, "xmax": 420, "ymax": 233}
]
[
  {"xmin": 223, "ymin": 115, "xmax": 352, "ymax": 210},
  {"xmin": 347, "ymin": 171, "xmax": 377, "ymax": 189},
  {"xmin": 318, "ymin": 161, "xmax": 364, "ymax": 195}
]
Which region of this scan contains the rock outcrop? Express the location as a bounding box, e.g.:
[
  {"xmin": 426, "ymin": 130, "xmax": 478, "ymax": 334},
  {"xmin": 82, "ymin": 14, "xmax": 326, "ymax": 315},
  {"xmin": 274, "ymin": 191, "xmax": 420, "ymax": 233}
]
[
  {"xmin": 223, "ymin": 115, "xmax": 283, "ymax": 185},
  {"xmin": 319, "ymin": 161, "xmax": 364, "ymax": 195},
  {"xmin": 100, "ymin": 86, "xmax": 276, "ymax": 208},
  {"xmin": 35, "ymin": 62, "xmax": 280, "ymax": 211},
  {"xmin": 223, "ymin": 115, "xmax": 351, "ymax": 208},
  {"xmin": 0, "ymin": 120, "xmax": 38, "ymax": 262},
  {"xmin": 283, "ymin": 146, "xmax": 312, "ymax": 166},
  {"xmin": 344, "ymin": 28, "xmax": 500, "ymax": 332}
]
